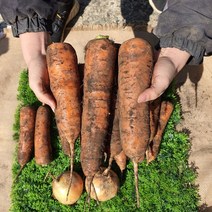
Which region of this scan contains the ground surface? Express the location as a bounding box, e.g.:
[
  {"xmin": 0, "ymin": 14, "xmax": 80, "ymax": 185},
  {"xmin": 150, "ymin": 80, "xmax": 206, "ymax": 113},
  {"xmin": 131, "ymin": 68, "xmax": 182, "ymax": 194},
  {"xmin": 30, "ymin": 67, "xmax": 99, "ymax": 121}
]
[{"xmin": 0, "ymin": 1, "xmax": 212, "ymax": 211}]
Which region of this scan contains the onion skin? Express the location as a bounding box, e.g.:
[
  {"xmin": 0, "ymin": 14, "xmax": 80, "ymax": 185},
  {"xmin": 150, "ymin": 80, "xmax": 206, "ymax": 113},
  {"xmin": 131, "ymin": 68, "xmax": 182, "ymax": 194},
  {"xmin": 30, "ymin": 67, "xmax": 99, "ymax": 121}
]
[
  {"xmin": 85, "ymin": 168, "xmax": 119, "ymax": 201},
  {"xmin": 52, "ymin": 171, "xmax": 83, "ymax": 205}
]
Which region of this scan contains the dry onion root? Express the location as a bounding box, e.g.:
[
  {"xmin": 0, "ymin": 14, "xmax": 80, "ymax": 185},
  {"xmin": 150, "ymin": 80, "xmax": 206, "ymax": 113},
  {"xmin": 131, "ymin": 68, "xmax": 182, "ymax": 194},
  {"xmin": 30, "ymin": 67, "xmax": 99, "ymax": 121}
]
[
  {"xmin": 85, "ymin": 167, "xmax": 119, "ymax": 202},
  {"xmin": 52, "ymin": 171, "xmax": 83, "ymax": 205}
]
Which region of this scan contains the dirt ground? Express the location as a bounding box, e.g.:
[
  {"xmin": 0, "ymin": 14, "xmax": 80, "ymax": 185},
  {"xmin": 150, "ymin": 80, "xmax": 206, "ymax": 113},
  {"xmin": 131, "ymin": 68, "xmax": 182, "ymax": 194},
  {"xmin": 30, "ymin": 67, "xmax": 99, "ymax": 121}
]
[{"xmin": 0, "ymin": 27, "xmax": 212, "ymax": 212}]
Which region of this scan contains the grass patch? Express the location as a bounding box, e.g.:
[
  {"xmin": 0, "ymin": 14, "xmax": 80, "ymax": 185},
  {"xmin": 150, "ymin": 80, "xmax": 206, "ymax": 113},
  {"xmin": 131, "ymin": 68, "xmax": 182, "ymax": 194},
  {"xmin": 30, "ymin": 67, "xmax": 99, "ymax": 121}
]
[{"xmin": 11, "ymin": 70, "xmax": 200, "ymax": 212}]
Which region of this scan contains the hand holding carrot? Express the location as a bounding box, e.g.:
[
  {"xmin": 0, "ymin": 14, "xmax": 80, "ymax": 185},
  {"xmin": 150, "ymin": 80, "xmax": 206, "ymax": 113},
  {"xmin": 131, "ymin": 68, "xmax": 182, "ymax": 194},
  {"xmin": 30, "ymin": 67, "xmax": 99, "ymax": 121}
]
[
  {"xmin": 20, "ymin": 32, "xmax": 56, "ymax": 111},
  {"xmin": 137, "ymin": 47, "xmax": 191, "ymax": 103}
]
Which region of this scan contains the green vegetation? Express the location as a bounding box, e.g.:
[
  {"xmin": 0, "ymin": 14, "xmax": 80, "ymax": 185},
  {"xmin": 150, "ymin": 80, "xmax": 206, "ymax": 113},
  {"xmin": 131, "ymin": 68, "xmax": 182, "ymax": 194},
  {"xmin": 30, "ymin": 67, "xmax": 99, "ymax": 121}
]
[{"xmin": 11, "ymin": 70, "xmax": 200, "ymax": 212}]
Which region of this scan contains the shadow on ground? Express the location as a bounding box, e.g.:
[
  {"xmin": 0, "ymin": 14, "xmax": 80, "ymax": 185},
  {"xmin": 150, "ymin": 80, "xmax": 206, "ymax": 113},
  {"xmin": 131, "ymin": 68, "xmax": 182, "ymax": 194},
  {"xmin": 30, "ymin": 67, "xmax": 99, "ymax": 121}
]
[
  {"xmin": 199, "ymin": 205, "xmax": 212, "ymax": 212},
  {"xmin": 175, "ymin": 64, "xmax": 204, "ymax": 107},
  {"xmin": 0, "ymin": 37, "xmax": 9, "ymax": 56}
]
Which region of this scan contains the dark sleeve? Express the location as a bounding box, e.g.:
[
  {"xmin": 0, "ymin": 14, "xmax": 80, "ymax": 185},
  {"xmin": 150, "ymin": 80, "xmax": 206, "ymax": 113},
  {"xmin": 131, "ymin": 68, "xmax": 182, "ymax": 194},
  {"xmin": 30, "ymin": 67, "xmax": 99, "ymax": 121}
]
[
  {"xmin": 153, "ymin": 0, "xmax": 212, "ymax": 64},
  {"xmin": 0, "ymin": 0, "xmax": 57, "ymax": 37}
]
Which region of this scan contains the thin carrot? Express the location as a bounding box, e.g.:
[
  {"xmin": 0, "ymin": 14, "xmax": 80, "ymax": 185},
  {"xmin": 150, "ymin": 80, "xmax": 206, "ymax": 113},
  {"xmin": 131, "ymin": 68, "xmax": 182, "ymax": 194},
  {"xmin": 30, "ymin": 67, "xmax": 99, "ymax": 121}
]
[
  {"xmin": 104, "ymin": 96, "xmax": 127, "ymax": 175},
  {"xmin": 149, "ymin": 97, "xmax": 161, "ymax": 142},
  {"xmin": 146, "ymin": 100, "xmax": 174, "ymax": 163}
]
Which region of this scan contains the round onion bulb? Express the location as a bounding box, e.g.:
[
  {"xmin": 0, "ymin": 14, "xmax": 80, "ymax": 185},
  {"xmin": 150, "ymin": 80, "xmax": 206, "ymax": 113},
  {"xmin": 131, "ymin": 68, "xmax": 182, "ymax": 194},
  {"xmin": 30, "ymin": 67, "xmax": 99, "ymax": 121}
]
[
  {"xmin": 52, "ymin": 171, "xmax": 83, "ymax": 205},
  {"xmin": 85, "ymin": 168, "xmax": 119, "ymax": 201}
]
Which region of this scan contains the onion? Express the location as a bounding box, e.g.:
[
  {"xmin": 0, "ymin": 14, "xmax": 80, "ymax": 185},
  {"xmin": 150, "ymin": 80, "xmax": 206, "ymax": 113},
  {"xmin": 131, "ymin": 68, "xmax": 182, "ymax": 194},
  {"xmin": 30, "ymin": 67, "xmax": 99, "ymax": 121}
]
[
  {"xmin": 85, "ymin": 168, "xmax": 119, "ymax": 201},
  {"xmin": 52, "ymin": 171, "xmax": 83, "ymax": 205}
]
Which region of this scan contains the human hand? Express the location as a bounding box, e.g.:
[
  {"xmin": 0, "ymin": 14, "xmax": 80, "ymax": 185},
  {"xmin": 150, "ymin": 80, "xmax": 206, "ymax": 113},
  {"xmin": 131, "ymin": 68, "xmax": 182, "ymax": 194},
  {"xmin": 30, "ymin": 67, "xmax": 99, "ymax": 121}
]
[
  {"xmin": 20, "ymin": 32, "xmax": 56, "ymax": 111},
  {"xmin": 137, "ymin": 47, "xmax": 191, "ymax": 103}
]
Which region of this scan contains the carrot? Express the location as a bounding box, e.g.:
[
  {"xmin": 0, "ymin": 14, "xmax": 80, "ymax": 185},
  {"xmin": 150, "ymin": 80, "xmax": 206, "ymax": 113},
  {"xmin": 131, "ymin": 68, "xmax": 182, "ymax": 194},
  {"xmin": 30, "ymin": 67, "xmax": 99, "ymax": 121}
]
[
  {"xmin": 149, "ymin": 97, "xmax": 161, "ymax": 142},
  {"xmin": 34, "ymin": 105, "xmax": 52, "ymax": 165},
  {"xmin": 80, "ymin": 37, "xmax": 117, "ymax": 202},
  {"xmin": 46, "ymin": 42, "xmax": 81, "ymax": 196},
  {"xmin": 118, "ymin": 37, "xmax": 154, "ymax": 207},
  {"xmin": 59, "ymin": 135, "xmax": 71, "ymax": 156},
  {"xmin": 15, "ymin": 106, "xmax": 36, "ymax": 181},
  {"xmin": 104, "ymin": 96, "xmax": 127, "ymax": 175},
  {"xmin": 146, "ymin": 100, "xmax": 174, "ymax": 163}
]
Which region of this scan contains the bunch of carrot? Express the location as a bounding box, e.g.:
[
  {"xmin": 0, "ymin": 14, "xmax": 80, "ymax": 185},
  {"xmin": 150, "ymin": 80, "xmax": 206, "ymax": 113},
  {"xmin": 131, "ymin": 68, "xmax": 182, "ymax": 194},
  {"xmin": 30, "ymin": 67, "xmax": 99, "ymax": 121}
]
[
  {"xmin": 15, "ymin": 104, "xmax": 53, "ymax": 181},
  {"xmin": 16, "ymin": 37, "xmax": 174, "ymax": 207},
  {"xmin": 80, "ymin": 37, "xmax": 174, "ymax": 207}
]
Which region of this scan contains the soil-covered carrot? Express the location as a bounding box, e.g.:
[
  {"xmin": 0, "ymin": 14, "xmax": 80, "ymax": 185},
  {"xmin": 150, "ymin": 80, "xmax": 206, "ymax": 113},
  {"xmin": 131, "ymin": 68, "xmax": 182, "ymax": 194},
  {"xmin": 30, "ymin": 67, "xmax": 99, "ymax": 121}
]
[
  {"xmin": 149, "ymin": 97, "xmax": 161, "ymax": 142},
  {"xmin": 46, "ymin": 42, "xmax": 81, "ymax": 192},
  {"xmin": 104, "ymin": 97, "xmax": 127, "ymax": 174},
  {"xmin": 118, "ymin": 38, "xmax": 154, "ymax": 207},
  {"xmin": 80, "ymin": 37, "xmax": 117, "ymax": 202},
  {"xmin": 146, "ymin": 100, "xmax": 174, "ymax": 163},
  {"xmin": 18, "ymin": 106, "xmax": 36, "ymax": 166},
  {"xmin": 15, "ymin": 106, "xmax": 36, "ymax": 181},
  {"xmin": 34, "ymin": 105, "xmax": 52, "ymax": 165},
  {"xmin": 59, "ymin": 135, "xmax": 71, "ymax": 156}
]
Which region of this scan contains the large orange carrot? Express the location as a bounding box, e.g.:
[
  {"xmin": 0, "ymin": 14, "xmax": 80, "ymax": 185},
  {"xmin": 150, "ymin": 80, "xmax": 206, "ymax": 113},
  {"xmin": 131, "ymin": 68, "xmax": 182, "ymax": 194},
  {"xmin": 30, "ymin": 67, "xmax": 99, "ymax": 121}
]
[
  {"xmin": 46, "ymin": 42, "xmax": 81, "ymax": 192},
  {"xmin": 118, "ymin": 38, "xmax": 154, "ymax": 207},
  {"xmin": 146, "ymin": 100, "xmax": 174, "ymax": 163},
  {"xmin": 15, "ymin": 106, "xmax": 36, "ymax": 181},
  {"xmin": 80, "ymin": 37, "xmax": 117, "ymax": 201},
  {"xmin": 34, "ymin": 105, "xmax": 52, "ymax": 165}
]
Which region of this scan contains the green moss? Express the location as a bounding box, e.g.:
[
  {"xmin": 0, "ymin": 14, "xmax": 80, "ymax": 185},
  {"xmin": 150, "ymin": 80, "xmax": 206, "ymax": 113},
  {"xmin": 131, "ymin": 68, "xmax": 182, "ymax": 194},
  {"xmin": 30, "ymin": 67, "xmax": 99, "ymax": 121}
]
[{"xmin": 11, "ymin": 70, "xmax": 200, "ymax": 212}]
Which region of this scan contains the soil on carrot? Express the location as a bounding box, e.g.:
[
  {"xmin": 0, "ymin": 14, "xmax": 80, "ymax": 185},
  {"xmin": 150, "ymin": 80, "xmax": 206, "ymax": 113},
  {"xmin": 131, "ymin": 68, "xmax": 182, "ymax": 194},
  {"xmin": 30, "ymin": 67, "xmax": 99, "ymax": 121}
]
[{"xmin": 10, "ymin": 70, "xmax": 200, "ymax": 212}]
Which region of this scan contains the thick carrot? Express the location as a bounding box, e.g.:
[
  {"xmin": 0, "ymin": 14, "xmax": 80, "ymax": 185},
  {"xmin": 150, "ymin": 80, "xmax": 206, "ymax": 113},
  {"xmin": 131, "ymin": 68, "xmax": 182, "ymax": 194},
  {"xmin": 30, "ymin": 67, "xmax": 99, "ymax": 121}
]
[
  {"xmin": 118, "ymin": 38, "xmax": 154, "ymax": 207},
  {"xmin": 46, "ymin": 42, "xmax": 81, "ymax": 194},
  {"xmin": 15, "ymin": 106, "xmax": 36, "ymax": 181},
  {"xmin": 80, "ymin": 37, "xmax": 117, "ymax": 202},
  {"xmin": 146, "ymin": 100, "xmax": 174, "ymax": 163},
  {"xmin": 34, "ymin": 105, "xmax": 52, "ymax": 165}
]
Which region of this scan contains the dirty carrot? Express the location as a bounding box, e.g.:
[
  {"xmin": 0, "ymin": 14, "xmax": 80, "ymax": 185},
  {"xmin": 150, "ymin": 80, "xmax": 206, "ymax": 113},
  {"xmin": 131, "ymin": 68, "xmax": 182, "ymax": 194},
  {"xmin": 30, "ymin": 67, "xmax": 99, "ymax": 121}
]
[
  {"xmin": 80, "ymin": 37, "xmax": 117, "ymax": 203},
  {"xmin": 34, "ymin": 105, "xmax": 52, "ymax": 165},
  {"xmin": 104, "ymin": 96, "xmax": 127, "ymax": 175},
  {"xmin": 15, "ymin": 106, "xmax": 36, "ymax": 181},
  {"xmin": 149, "ymin": 97, "xmax": 161, "ymax": 142},
  {"xmin": 118, "ymin": 37, "xmax": 154, "ymax": 208},
  {"xmin": 146, "ymin": 100, "xmax": 174, "ymax": 163},
  {"xmin": 46, "ymin": 42, "xmax": 82, "ymax": 196}
]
